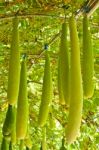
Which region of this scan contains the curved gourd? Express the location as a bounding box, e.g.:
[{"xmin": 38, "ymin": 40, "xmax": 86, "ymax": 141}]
[
  {"xmin": 66, "ymin": 16, "xmax": 83, "ymax": 144},
  {"xmin": 7, "ymin": 17, "xmax": 20, "ymax": 105},
  {"xmin": 58, "ymin": 22, "xmax": 70, "ymax": 105},
  {"xmin": 38, "ymin": 50, "xmax": 53, "ymax": 127},
  {"xmin": 83, "ymin": 15, "xmax": 94, "ymax": 99},
  {"xmin": 16, "ymin": 59, "xmax": 29, "ymax": 139}
]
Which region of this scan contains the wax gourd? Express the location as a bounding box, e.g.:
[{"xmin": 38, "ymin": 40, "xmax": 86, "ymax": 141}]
[
  {"xmin": 16, "ymin": 59, "xmax": 29, "ymax": 139},
  {"xmin": 83, "ymin": 15, "xmax": 94, "ymax": 98},
  {"xmin": 7, "ymin": 17, "xmax": 20, "ymax": 105},
  {"xmin": 58, "ymin": 22, "xmax": 70, "ymax": 105},
  {"xmin": 38, "ymin": 50, "xmax": 53, "ymax": 127},
  {"xmin": 66, "ymin": 16, "xmax": 83, "ymax": 144}
]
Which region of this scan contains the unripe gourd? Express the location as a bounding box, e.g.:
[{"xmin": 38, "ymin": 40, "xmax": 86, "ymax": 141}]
[
  {"xmin": 1, "ymin": 137, "xmax": 9, "ymax": 150},
  {"xmin": 58, "ymin": 22, "xmax": 70, "ymax": 105},
  {"xmin": 11, "ymin": 107, "xmax": 16, "ymax": 144},
  {"xmin": 2, "ymin": 105, "xmax": 15, "ymax": 138},
  {"xmin": 7, "ymin": 17, "xmax": 20, "ymax": 105},
  {"xmin": 16, "ymin": 59, "xmax": 29, "ymax": 139},
  {"xmin": 83, "ymin": 15, "xmax": 94, "ymax": 99},
  {"xmin": 65, "ymin": 16, "xmax": 83, "ymax": 144},
  {"xmin": 38, "ymin": 50, "xmax": 53, "ymax": 127}
]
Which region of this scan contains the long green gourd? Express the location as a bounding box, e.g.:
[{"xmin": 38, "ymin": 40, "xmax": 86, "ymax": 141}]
[
  {"xmin": 83, "ymin": 15, "xmax": 94, "ymax": 99},
  {"xmin": 16, "ymin": 59, "xmax": 29, "ymax": 139},
  {"xmin": 2, "ymin": 105, "xmax": 15, "ymax": 138},
  {"xmin": 1, "ymin": 138, "xmax": 9, "ymax": 150},
  {"xmin": 66, "ymin": 16, "xmax": 83, "ymax": 144},
  {"xmin": 38, "ymin": 50, "xmax": 53, "ymax": 127},
  {"xmin": 7, "ymin": 17, "xmax": 20, "ymax": 105},
  {"xmin": 58, "ymin": 22, "xmax": 70, "ymax": 105}
]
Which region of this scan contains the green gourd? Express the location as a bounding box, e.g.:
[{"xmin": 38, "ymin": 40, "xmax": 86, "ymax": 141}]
[
  {"xmin": 2, "ymin": 105, "xmax": 15, "ymax": 137},
  {"xmin": 7, "ymin": 17, "xmax": 20, "ymax": 105},
  {"xmin": 83, "ymin": 15, "xmax": 94, "ymax": 99},
  {"xmin": 66, "ymin": 16, "xmax": 83, "ymax": 144},
  {"xmin": 11, "ymin": 107, "xmax": 16, "ymax": 144},
  {"xmin": 9, "ymin": 142, "xmax": 13, "ymax": 150},
  {"xmin": 60, "ymin": 138, "xmax": 66, "ymax": 150},
  {"xmin": 19, "ymin": 140, "xmax": 24, "ymax": 150},
  {"xmin": 38, "ymin": 50, "xmax": 53, "ymax": 127},
  {"xmin": 16, "ymin": 59, "xmax": 29, "ymax": 139},
  {"xmin": 1, "ymin": 137, "xmax": 9, "ymax": 150},
  {"xmin": 58, "ymin": 22, "xmax": 70, "ymax": 105}
]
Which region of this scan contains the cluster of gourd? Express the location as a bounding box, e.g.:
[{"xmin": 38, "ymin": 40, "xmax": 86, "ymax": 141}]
[
  {"xmin": 1, "ymin": 17, "xmax": 31, "ymax": 150},
  {"xmin": 0, "ymin": 13, "xmax": 94, "ymax": 150}
]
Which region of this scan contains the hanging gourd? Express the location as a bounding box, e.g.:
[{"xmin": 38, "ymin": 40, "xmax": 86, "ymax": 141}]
[
  {"xmin": 58, "ymin": 22, "xmax": 70, "ymax": 105},
  {"xmin": 7, "ymin": 17, "xmax": 20, "ymax": 105},
  {"xmin": 16, "ymin": 58, "xmax": 29, "ymax": 139},
  {"xmin": 83, "ymin": 15, "xmax": 94, "ymax": 99},
  {"xmin": 2, "ymin": 105, "xmax": 15, "ymax": 139},
  {"xmin": 65, "ymin": 16, "xmax": 83, "ymax": 144},
  {"xmin": 38, "ymin": 50, "xmax": 53, "ymax": 127}
]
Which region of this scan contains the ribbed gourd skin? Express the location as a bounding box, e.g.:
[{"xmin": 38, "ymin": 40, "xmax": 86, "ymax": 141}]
[
  {"xmin": 1, "ymin": 138, "xmax": 9, "ymax": 150},
  {"xmin": 66, "ymin": 16, "xmax": 83, "ymax": 144},
  {"xmin": 2, "ymin": 105, "xmax": 15, "ymax": 137},
  {"xmin": 58, "ymin": 22, "xmax": 70, "ymax": 105},
  {"xmin": 16, "ymin": 60, "xmax": 29, "ymax": 139},
  {"xmin": 7, "ymin": 17, "xmax": 20, "ymax": 105},
  {"xmin": 83, "ymin": 15, "xmax": 94, "ymax": 99},
  {"xmin": 38, "ymin": 50, "xmax": 53, "ymax": 127}
]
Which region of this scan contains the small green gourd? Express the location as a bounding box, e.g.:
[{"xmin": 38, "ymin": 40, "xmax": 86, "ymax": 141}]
[
  {"xmin": 2, "ymin": 105, "xmax": 15, "ymax": 137},
  {"xmin": 7, "ymin": 17, "xmax": 20, "ymax": 105},
  {"xmin": 66, "ymin": 16, "xmax": 83, "ymax": 144},
  {"xmin": 38, "ymin": 50, "xmax": 53, "ymax": 127},
  {"xmin": 16, "ymin": 59, "xmax": 29, "ymax": 139}
]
